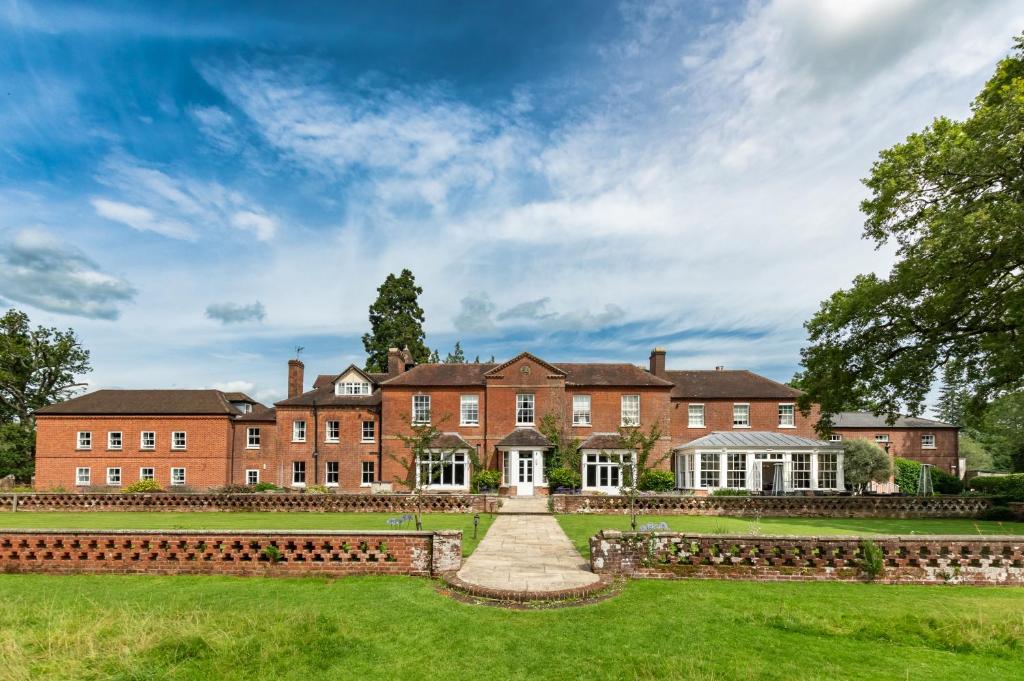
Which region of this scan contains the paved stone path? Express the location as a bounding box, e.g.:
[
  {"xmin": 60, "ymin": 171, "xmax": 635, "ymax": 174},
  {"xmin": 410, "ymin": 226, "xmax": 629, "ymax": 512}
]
[{"xmin": 455, "ymin": 496, "xmax": 600, "ymax": 593}]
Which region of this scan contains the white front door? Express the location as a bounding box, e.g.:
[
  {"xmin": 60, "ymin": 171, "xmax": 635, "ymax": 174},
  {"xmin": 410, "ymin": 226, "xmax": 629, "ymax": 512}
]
[{"xmin": 517, "ymin": 451, "xmax": 535, "ymax": 496}]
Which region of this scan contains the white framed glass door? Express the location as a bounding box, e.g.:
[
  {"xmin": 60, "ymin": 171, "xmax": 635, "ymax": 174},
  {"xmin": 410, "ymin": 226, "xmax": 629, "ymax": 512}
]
[{"xmin": 517, "ymin": 451, "xmax": 535, "ymax": 496}]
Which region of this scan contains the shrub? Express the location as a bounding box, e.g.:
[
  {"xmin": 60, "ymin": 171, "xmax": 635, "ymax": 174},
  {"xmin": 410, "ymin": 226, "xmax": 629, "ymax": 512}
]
[
  {"xmin": 932, "ymin": 468, "xmax": 963, "ymax": 495},
  {"xmin": 711, "ymin": 488, "xmax": 749, "ymax": 497},
  {"xmin": 860, "ymin": 539, "xmax": 885, "ymax": 580},
  {"xmin": 894, "ymin": 457, "xmax": 921, "ymax": 494},
  {"xmin": 261, "ymin": 545, "xmax": 282, "ymax": 563},
  {"xmin": 968, "ymin": 474, "xmax": 1024, "ymax": 502},
  {"xmin": 471, "ymin": 469, "xmax": 501, "ymax": 493},
  {"xmin": 122, "ymin": 479, "xmax": 164, "ymax": 494},
  {"xmin": 252, "ymin": 482, "xmax": 279, "ymax": 492},
  {"xmin": 637, "ymin": 470, "xmax": 675, "ymax": 492},
  {"xmin": 215, "ymin": 484, "xmax": 255, "ymax": 494},
  {"xmin": 547, "ymin": 467, "xmax": 581, "ymax": 491},
  {"xmin": 977, "ymin": 505, "xmax": 1018, "ymax": 521},
  {"xmin": 304, "ymin": 484, "xmax": 331, "ymax": 495},
  {"xmin": 842, "ymin": 440, "xmax": 891, "ymax": 493}
]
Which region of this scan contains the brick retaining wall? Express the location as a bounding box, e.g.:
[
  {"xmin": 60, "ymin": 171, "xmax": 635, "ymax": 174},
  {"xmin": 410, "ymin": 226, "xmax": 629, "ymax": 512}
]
[
  {"xmin": 553, "ymin": 494, "xmax": 992, "ymax": 518},
  {"xmin": 590, "ymin": 531, "xmax": 1024, "ymax": 585},
  {"xmin": 0, "ymin": 529, "xmax": 461, "ymax": 577},
  {"xmin": 0, "ymin": 493, "xmax": 497, "ymax": 513}
]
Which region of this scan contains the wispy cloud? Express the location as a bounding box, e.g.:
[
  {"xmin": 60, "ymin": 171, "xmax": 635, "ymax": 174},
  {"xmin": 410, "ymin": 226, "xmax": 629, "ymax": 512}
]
[
  {"xmin": 205, "ymin": 301, "xmax": 267, "ymax": 324},
  {"xmin": 91, "ymin": 155, "xmax": 279, "ymax": 241},
  {"xmin": 0, "ymin": 228, "xmax": 136, "ymax": 319}
]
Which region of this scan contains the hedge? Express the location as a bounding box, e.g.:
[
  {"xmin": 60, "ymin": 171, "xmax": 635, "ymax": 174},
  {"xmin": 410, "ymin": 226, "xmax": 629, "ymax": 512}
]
[
  {"xmin": 967, "ymin": 474, "xmax": 1024, "ymax": 502},
  {"xmin": 894, "ymin": 457, "xmax": 963, "ymax": 495}
]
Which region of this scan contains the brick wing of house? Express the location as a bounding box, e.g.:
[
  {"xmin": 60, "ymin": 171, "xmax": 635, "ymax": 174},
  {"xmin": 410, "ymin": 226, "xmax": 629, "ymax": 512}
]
[{"xmin": 31, "ymin": 346, "xmax": 959, "ymax": 493}]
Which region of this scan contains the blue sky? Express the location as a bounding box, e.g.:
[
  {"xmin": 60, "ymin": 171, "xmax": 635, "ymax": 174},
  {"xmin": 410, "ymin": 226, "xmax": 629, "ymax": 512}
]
[{"xmin": 1, "ymin": 0, "xmax": 1022, "ymax": 404}]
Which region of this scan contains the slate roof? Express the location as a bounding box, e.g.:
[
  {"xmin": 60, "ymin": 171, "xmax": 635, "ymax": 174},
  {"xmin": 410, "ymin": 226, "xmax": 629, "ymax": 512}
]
[
  {"xmin": 223, "ymin": 392, "xmax": 257, "ymax": 403},
  {"xmin": 381, "ymin": 360, "xmax": 673, "ymax": 388},
  {"xmin": 233, "ymin": 405, "xmax": 277, "ymax": 422},
  {"xmin": 579, "ymin": 433, "xmax": 629, "ymax": 450},
  {"xmin": 674, "ymin": 431, "xmax": 840, "ymax": 450},
  {"xmin": 496, "ymin": 428, "xmax": 553, "ymax": 449},
  {"xmin": 429, "ymin": 433, "xmax": 474, "ymax": 450},
  {"xmin": 312, "ymin": 371, "xmax": 390, "ymax": 389},
  {"xmin": 664, "ymin": 370, "xmax": 801, "ymax": 400},
  {"xmin": 274, "ymin": 385, "xmax": 382, "ymax": 408},
  {"xmin": 831, "ymin": 411, "xmax": 957, "ymax": 429},
  {"xmin": 36, "ymin": 390, "xmax": 239, "ymax": 416}
]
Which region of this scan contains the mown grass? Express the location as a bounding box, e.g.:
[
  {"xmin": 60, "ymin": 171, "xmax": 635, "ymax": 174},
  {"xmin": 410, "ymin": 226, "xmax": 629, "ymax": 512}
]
[
  {"xmin": 556, "ymin": 514, "xmax": 1024, "ymax": 555},
  {"xmin": 0, "ymin": 574, "xmax": 1021, "ymax": 680},
  {"xmin": 0, "ymin": 512, "xmax": 495, "ymax": 557}
]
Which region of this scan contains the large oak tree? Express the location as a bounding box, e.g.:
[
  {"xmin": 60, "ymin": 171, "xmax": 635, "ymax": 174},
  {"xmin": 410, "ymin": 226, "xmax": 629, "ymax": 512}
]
[{"xmin": 798, "ymin": 36, "xmax": 1024, "ymax": 430}]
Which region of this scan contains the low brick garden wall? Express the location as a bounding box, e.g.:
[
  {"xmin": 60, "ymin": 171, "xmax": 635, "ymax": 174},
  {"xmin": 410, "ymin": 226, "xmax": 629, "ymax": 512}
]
[
  {"xmin": 590, "ymin": 531, "xmax": 1024, "ymax": 585},
  {"xmin": 0, "ymin": 493, "xmax": 497, "ymax": 514},
  {"xmin": 554, "ymin": 494, "xmax": 992, "ymax": 518},
  {"xmin": 0, "ymin": 529, "xmax": 461, "ymax": 577}
]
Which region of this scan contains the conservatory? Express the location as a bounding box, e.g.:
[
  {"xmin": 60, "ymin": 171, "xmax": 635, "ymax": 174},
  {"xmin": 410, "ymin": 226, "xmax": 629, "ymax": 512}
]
[{"xmin": 674, "ymin": 432, "xmax": 845, "ymax": 494}]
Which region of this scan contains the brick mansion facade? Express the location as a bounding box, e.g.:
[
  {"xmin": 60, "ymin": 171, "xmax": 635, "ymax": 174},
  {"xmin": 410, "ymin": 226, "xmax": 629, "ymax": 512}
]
[{"xmin": 33, "ymin": 348, "xmax": 960, "ymax": 493}]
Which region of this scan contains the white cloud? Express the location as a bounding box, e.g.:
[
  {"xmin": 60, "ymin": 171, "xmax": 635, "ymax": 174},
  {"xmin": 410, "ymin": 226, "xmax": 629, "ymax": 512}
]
[{"xmin": 91, "ymin": 155, "xmax": 282, "ymax": 242}]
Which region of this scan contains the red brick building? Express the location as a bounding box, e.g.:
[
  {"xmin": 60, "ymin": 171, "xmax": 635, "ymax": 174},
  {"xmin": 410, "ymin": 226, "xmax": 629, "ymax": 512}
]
[
  {"xmin": 829, "ymin": 412, "xmax": 960, "ymax": 476},
  {"xmin": 32, "ymin": 347, "xmax": 958, "ymax": 493}
]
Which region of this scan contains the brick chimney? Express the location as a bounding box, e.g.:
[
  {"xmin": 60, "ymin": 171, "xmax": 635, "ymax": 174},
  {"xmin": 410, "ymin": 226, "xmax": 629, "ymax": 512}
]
[
  {"xmin": 649, "ymin": 347, "xmax": 666, "ymax": 377},
  {"xmin": 387, "ymin": 347, "xmax": 405, "ymax": 375},
  {"xmin": 287, "ymin": 359, "xmax": 304, "ymax": 398}
]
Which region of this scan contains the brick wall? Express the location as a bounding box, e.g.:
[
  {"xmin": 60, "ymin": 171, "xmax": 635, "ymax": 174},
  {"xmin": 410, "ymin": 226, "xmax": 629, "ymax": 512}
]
[
  {"xmin": 275, "ymin": 406, "xmax": 380, "ymax": 491},
  {"xmin": 669, "ymin": 398, "xmax": 819, "ymax": 443},
  {"xmin": 552, "ymin": 493, "xmax": 992, "ymax": 518},
  {"xmin": 0, "ymin": 529, "xmax": 461, "ymax": 577},
  {"xmin": 231, "ymin": 420, "xmax": 278, "ymax": 487},
  {"xmin": 590, "ymin": 531, "xmax": 1024, "ymax": 585},
  {"xmin": 35, "ymin": 415, "xmax": 233, "ymax": 491},
  {"xmin": 833, "ymin": 427, "xmax": 959, "ymax": 474},
  {"xmin": 0, "ymin": 492, "xmax": 497, "ymax": 513}
]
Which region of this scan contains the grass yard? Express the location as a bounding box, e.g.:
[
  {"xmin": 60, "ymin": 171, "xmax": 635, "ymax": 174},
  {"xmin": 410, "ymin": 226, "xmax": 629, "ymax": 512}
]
[
  {"xmin": 0, "ymin": 574, "xmax": 1021, "ymax": 680},
  {"xmin": 556, "ymin": 514, "xmax": 1024, "ymax": 556},
  {"xmin": 0, "ymin": 512, "xmax": 495, "ymax": 557}
]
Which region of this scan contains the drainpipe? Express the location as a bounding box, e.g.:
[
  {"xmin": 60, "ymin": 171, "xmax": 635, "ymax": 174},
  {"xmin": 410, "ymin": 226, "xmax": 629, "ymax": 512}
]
[
  {"xmin": 228, "ymin": 416, "xmax": 236, "ymax": 486},
  {"xmin": 312, "ymin": 399, "xmax": 319, "ymax": 485},
  {"xmin": 376, "ymin": 405, "xmax": 383, "ymax": 483}
]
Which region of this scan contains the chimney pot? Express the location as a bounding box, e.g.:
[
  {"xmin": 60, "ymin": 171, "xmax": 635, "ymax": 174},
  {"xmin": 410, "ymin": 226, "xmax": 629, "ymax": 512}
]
[
  {"xmin": 388, "ymin": 347, "xmax": 407, "ymax": 375},
  {"xmin": 287, "ymin": 359, "xmax": 304, "ymax": 398},
  {"xmin": 649, "ymin": 347, "xmax": 666, "ymax": 377},
  {"xmin": 715, "ymin": 365, "xmax": 724, "ymax": 371}
]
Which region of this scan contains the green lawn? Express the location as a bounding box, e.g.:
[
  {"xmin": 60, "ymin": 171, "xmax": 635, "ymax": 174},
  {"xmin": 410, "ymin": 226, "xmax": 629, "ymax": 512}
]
[
  {"xmin": 556, "ymin": 514, "xmax": 1024, "ymax": 556},
  {"xmin": 0, "ymin": 512, "xmax": 495, "ymax": 557},
  {"xmin": 0, "ymin": 574, "xmax": 1021, "ymax": 680}
]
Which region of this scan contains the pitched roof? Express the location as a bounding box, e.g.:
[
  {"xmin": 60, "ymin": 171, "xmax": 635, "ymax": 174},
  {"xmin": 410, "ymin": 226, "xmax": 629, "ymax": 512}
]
[
  {"xmin": 674, "ymin": 431, "xmax": 840, "ymax": 450},
  {"xmin": 484, "ymin": 351, "xmax": 566, "ymax": 377},
  {"xmin": 35, "ymin": 390, "xmax": 238, "ymax": 416},
  {"xmin": 579, "ymin": 433, "xmax": 629, "ymax": 450},
  {"xmin": 382, "ymin": 360, "xmax": 673, "ymax": 388},
  {"xmin": 312, "ymin": 370, "xmax": 390, "ymax": 389},
  {"xmin": 831, "ymin": 411, "xmax": 957, "ymax": 429},
  {"xmin": 496, "ymin": 428, "xmax": 553, "ymax": 449},
  {"xmin": 274, "ymin": 384, "xmax": 381, "ymax": 408},
  {"xmin": 234, "ymin": 405, "xmax": 277, "ymax": 422},
  {"xmin": 429, "ymin": 433, "xmax": 474, "ymax": 450},
  {"xmin": 223, "ymin": 392, "xmax": 257, "ymax": 403},
  {"xmin": 664, "ymin": 370, "xmax": 801, "ymax": 399}
]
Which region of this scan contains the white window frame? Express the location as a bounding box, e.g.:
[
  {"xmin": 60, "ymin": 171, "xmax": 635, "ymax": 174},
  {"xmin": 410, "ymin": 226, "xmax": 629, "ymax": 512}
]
[
  {"xmin": 246, "ymin": 427, "xmax": 261, "ymax": 449},
  {"xmin": 778, "ymin": 403, "xmax": 796, "ymax": 428},
  {"xmin": 412, "ymin": 395, "xmax": 431, "ymax": 424},
  {"xmin": 874, "ymin": 434, "xmax": 890, "ymax": 443},
  {"xmin": 791, "ymin": 453, "xmax": 811, "ymax": 489},
  {"xmin": 621, "ymin": 395, "xmax": 640, "ymax": 427},
  {"xmin": 699, "ymin": 453, "xmax": 721, "ymax": 488},
  {"xmin": 326, "ymin": 461, "xmax": 339, "ymax": 487},
  {"xmin": 139, "ymin": 467, "xmax": 155, "ymax": 481},
  {"xmin": 76, "ymin": 467, "xmax": 90, "ymax": 486},
  {"xmin": 106, "ymin": 467, "xmax": 122, "ymax": 486},
  {"xmin": 107, "ymin": 431, "xmax": 122, "ymax": 450},
  {"xmin": 516, "ymin": 393, "xmax": 535, "ymax": 426},
  {"xmin": 336, "ymin": 381, "xmax": 371, "ymax": 396},
  {"xmin": 582, "ymin": 452, "xmax": 635, "ymax": 493},
  {"xmin": 325, "ymin": 420, "xmax": 340, "ymax": 443},
  {"xmin": 460, "ymin": 394, "xmax": 479, "ymax": 426},
  {"xmin": 170, "ymin": 467, "xmax": 186, "ymax": 486},
  {"xmin": 818, "ymin": 453, "xmax": 839, "ymax": 489},
  {"xmin": 361, "ymin": 461, "xmax": 375, "ymax": 486},
  {"xmin": 416, "ymin": 452, "xmax": 469, "ymax": 489},
  {"xmin": 922, "ymin": 433, "xmax": 936, "ymax": 449},
  {"xmin": 140, "ymin": 431, "xmax": 156, "ymax": 450},
  {"xmin": 292, "ymin": 461, "xmax": 306, "ymax": 486},
  {"xmin": 77, "ymin": 431, "xmax": 92, "ymax": 450},
  {"xmin": 246, "ymin": 469, "xmax": 259, "ymax": 485},
  {"xmin": 828, "ymin": 434, "xmax": 843, "ymax": 442},
  {"xmin": 292, "ymin": 420, "xmax": 307, "ymax": 443},
  {"xmin": 732, "ymin": 403, "xmax": 750, "ymax": 428},
  {"xmin": 172, "ymin": 431, "xmax": 187, "ymax": 450},
  {"xmin": 361, "ymin": 420, "xmax": 375, "ymax": 443},
  {"xmin": 572, "ymin": 395, "xmax": 592, "ymax": 426},
  {"xmin": 688, "ymin": 404, "xmax": 705, "ymax": 428}
]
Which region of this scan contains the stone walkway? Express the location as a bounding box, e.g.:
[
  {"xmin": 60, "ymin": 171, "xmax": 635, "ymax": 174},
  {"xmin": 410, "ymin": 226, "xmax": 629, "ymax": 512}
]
[{"xmin": 454, "ymin": 496, "xmax": 601, "ymax": 595}]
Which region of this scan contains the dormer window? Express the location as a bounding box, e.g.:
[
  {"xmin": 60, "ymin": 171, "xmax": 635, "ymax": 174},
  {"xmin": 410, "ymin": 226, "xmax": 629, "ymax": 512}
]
[
  {"xmin": 336, "ymin": 381, "xmax": 371, "ymax": 396},
  {"xmin": 232, "ymin": 402, "xmax": 253, "ymax": 414}
]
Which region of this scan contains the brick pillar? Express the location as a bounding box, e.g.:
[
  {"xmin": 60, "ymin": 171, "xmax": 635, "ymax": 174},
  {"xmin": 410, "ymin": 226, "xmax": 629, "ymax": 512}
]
[{"xmin": 431, "ymin": 530, "xmax": 462, "ymax": 574}]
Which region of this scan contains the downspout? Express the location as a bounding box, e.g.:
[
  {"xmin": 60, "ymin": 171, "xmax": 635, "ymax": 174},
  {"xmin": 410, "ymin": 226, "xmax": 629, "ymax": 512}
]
[
  {"xmin": 376, "ymin": 403, "xmax": 383, "ymax": 483},
  {"xmin": 312, "ymin": 399, "xmax": 319, "ymax": 485},
  {"xmin": 228, "ymin": 416, "xmax": 236, "ymax": 486}
]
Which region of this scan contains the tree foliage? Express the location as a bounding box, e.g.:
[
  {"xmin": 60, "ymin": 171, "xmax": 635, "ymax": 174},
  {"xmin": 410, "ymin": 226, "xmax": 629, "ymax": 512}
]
[
  {"xmin": 973, "ymin": 392, "xmax": 1024, "ymax": 471},
  {"xmin": 0, "ymin": 308, "xmax": 91, "ymax": 424},
  {"xmin": 361, "ymin": 270, "xmax": 431, "ymax": 373},
  {"xmin": 797, "ymin": 37, "xmax": 1024, "ymax": 429},
  {"xmin": 0, "ymin": 423, "xmax": 34, "ymax": 482},
  {"xmin": 618, "ymin": 422, "xmax": 667, "ymax": 474},
  {"xmin": 841, "ymin": 439, "xmax": 891, "ymax": 494},
  {"xmin": 538, "ymin": 411, "xmax": 581, "ymax": 473},
  {"xmin": 444, "ymin": 341, "xmax": 466, "ymax": 364}
]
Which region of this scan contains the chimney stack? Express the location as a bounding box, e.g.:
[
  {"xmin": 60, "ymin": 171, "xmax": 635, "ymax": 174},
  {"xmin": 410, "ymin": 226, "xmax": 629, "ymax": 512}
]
[
  {"xmin": 387, "ymin": 347, "xmax": 405, "ymax": 375},
  {"xmin": 715, "ymin": 365, "xmax": 725, "ymax": 371},
  {"xmin": 649, "ymin": 347, "xmax": 666, "ymax": 377},
  {"xmin": 287, "ymin": 359, "xmax": 304, "ymax": 398}
]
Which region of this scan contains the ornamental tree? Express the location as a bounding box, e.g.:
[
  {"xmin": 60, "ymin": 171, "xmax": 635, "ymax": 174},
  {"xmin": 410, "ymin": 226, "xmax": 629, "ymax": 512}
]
[{"xmin": 362, "ymin": 269, "xmax": 431, "ymax": 373}]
